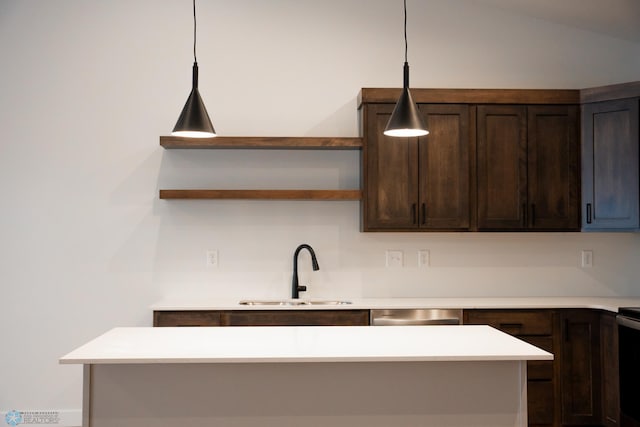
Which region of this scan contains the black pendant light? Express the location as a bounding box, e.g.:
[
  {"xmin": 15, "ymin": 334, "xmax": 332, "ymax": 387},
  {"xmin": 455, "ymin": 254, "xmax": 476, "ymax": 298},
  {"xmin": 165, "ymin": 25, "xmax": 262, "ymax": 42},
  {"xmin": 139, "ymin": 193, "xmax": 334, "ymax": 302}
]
[
  {"xmin": 172, "ymin": 0, "xmax": 216, "ymax": 138},
  {"xmin": 384, "ymin": 0, "xmax": 428, "ymax": 138}
]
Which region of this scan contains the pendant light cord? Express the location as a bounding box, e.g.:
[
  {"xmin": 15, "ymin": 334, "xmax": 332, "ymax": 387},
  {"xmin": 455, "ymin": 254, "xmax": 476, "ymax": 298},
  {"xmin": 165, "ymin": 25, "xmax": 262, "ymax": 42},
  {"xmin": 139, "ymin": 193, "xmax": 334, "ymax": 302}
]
[
  {"xmin": 402, "ymin": 0, "xmax": 410, "ymax": 88},
  {"xmin": 403, "ymin": 0, "xmax": 408, "ymax": 63},
  {"xmin": 193, "ymin": 0, "xmax": 197, "ymax": 63}
]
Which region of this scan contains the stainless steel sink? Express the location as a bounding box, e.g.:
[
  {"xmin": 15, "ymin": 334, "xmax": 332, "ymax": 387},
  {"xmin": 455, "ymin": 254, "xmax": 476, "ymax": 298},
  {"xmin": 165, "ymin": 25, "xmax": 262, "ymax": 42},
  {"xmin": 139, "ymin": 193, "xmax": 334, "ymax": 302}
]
[
  {"xmin": 238, "ymin": 300, "xmax": 352, "ymax": 306},
  {"xmin": 303, "ymin": 300, "xmax": 353, "ymax": 306}
]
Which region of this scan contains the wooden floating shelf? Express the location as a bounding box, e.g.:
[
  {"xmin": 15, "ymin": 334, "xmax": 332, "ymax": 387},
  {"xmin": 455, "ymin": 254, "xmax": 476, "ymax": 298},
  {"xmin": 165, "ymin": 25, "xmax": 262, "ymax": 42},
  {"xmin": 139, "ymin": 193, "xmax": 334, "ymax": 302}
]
[
  {"xmin": 159, "ymin": 189, "xmax": 362, "ymax": 201},
  {"xmin": 160, "ymin": 136, "xmax": 363, "ymax": 150}
]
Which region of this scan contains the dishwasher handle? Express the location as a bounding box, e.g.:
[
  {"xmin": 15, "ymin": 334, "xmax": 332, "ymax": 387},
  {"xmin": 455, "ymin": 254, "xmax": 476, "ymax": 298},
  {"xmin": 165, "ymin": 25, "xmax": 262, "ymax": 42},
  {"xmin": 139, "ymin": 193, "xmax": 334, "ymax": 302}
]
[{"xmin": 372, "ymin": 317, "xmax": 460, "ymax": 326}]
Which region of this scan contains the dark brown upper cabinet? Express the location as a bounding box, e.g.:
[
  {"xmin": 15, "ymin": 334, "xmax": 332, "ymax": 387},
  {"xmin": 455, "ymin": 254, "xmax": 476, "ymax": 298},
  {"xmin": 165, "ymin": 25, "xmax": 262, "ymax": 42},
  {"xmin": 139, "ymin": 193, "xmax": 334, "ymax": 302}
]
[
  {"xmin": 359, "ymin": 88, "xmax": 582, "ymax": 232},
  {"xmin": 581, "ymin": 98, "xmax": 640, "ymax": 230},
  {"xmin": 362, "ymin": 103, "xmax": 471, "ymax": 231},
  {"xmin": 477, "ymin": 105, "xmax": 580, "ymax": 231}
]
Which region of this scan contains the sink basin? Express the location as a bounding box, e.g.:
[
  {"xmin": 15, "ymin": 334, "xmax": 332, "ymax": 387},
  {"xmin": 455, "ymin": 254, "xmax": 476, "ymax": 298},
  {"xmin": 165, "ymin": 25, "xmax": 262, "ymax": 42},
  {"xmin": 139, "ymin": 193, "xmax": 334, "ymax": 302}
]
[
  {"xmin": 306, "ymin": 300, "xmax": 352, "ymax": 306},
  {"xmin": 238, "ymin": 300, "xmax": 352, "ymax": 306}
]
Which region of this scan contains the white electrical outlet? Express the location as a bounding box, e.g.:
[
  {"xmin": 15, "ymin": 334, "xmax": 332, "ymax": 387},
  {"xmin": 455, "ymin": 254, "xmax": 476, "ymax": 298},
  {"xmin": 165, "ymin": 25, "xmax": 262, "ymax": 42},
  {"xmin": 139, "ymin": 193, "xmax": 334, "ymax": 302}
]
[
  {"xmin": 206, "ymin": 250, "xmax": 219, "ymax": 268},
  {"xmin": 418, "ymin": 250, "xmax": 430, "ymax": 268},
  {"xmin": 385, "ymin": 250, "xmax": 403, "ymax": 268},
  {"xmin": 581, "ymin": 250, "xmax": 593, "ymax": 268}
]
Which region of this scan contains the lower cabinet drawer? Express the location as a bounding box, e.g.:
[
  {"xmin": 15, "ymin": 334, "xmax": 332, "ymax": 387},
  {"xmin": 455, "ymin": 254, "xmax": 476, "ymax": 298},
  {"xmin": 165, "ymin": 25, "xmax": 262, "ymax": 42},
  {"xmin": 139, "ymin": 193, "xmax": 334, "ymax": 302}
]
[
  {"xmin": 528, "ymin": 380, "xmax": 555, "ymax": 425},
  {"xmin": 153, "ymin": 310, "xmax": 222, "ymax": 327},
  {"xmin": 224, "ymin": 310, "xmax": 370, "ymax": 326},
  {"xmin": 153, "ymin": 310, "xmax": 371, "ymax": 327},
  {"xmin": 464, "ymin": 309, "xmax": 554, "ymax": 336},
  {"xmin": 527, "ymin": 360, "xmax": 554, "ymax": 381}
]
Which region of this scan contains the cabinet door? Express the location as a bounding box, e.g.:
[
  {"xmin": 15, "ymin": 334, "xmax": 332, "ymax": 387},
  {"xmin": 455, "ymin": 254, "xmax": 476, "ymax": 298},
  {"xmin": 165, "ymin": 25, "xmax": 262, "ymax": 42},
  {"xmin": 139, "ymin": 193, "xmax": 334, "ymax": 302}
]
[
  {"xmin": 582, "ymin": 99, "xmax": 639, "ymax": 230},
  {"xmin": 363, "ymin": 104, "xmax": 419, "ymax": 230},
  {"xmin": 418, "ymin": 104, "xmax": 471, "ymax": 229},
  {"xmin": 477, "ymin": 105, "xmax": 528, "ymax": 230},
  {"xmin": 600, "ymin": 312, "xmax": 620, "ymax": 427},
  {"xmin": 560, "ymin": 310, "xmax": 602, "ymax": 426},
  {"xmin": 527, "ymin": 106, "xmax": 580, "ymax": 230}
]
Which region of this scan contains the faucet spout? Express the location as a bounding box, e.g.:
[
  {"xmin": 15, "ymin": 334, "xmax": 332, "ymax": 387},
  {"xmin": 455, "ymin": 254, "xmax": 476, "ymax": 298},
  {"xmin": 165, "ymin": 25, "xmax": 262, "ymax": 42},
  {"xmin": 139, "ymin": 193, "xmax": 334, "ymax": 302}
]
[{"xmin": 292, "ymin": 244, "xmax": 320, "ymax": 299}]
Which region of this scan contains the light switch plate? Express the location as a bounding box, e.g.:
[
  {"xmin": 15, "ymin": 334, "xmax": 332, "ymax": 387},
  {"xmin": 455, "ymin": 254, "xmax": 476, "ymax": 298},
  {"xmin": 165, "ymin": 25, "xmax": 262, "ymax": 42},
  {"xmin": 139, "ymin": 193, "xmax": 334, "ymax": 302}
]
[
  {"xmin": 206, "ymin": 250, "xmax": 219, "ymax": 268},
  {"xmin": 581, "ymin": 250, "xmax": 593, "ymax": 268},
  {"xmin": 385, "ymin": 250, "xmax": 403, "ymax": 268},
  {"xmin": 418, "ymin": 250, "xmax": 430, "ymax": 268}
]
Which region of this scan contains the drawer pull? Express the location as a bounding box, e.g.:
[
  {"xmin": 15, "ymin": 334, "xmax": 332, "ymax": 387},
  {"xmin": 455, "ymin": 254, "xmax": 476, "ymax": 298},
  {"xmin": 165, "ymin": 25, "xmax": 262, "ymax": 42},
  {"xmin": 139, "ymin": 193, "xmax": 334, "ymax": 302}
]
[{"xmin": 500, "ymin": 323, "xmax": 523, "ymax": 331}]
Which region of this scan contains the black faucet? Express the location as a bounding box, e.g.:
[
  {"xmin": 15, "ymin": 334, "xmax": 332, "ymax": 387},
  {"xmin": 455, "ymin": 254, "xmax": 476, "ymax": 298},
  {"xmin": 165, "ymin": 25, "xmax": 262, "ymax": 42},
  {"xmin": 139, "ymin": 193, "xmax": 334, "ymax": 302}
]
[{"xmin": 291, "ymin": 244, "xmax": 320, "ymax": 299}]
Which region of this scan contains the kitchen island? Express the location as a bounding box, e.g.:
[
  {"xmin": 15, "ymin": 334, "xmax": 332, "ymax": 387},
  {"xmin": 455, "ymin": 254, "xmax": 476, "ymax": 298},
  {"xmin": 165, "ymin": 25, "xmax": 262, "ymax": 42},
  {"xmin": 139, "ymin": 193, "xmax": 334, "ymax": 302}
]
[{"xmin": 60, "ymin": 325, "xmax": 552, "ymax": 427}]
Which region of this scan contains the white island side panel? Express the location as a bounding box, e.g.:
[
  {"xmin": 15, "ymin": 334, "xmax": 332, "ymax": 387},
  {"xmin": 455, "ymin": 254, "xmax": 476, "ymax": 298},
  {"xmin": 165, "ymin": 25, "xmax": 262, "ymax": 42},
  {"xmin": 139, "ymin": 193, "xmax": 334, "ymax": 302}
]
[{"xmin": 86, "ymin": 360, "xmax": 529, "ymax": 427}]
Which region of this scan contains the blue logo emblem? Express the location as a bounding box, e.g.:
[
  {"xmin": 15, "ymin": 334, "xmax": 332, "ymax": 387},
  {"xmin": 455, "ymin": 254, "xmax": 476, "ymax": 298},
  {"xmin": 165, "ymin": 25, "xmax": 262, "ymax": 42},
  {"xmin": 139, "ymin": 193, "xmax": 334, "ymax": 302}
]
[{"xmin": 5, "ymin": 411, "xmax": 22, "ymax": 426}]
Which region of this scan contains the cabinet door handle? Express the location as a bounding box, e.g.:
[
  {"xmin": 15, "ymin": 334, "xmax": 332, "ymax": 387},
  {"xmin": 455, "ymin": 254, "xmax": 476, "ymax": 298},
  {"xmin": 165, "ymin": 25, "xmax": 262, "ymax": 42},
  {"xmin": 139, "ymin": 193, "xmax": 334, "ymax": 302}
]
[
  {"xmin": 421, "ymin": 203, "xmax": 426, "ymax": 225},
  {"xmin": 411, "ymin": 203, "xmax": 417, "ymax": 225},
  {"xmin": 531, "ymin": 204, "xmax": 536, "ymax": 227},
  {"xmin": 586, "ymin": 203, "xmax": 592, "ymax": 224}
]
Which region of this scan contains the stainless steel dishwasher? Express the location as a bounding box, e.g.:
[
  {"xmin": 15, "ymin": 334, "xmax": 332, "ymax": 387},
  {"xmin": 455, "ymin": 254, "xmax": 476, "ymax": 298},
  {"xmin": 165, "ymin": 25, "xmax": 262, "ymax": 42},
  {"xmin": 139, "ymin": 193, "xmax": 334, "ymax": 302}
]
[{"xmin": 370, "ymin": 309, "xmax": 462, "ymax": 326}]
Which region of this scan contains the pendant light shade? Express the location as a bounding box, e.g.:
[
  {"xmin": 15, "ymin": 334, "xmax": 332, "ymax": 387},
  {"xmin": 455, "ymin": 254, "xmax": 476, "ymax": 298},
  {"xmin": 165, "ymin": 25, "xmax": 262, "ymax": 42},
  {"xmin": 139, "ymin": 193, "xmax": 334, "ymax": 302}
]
[
  {"xmin": 384, "ymin": 63, "xmax": 428, "ymax": 137},
  {"xmin": 384, "ymin": 0, "xmax": 428, "ymax": 138},
  {"xmin": 172, "ymin": 62, "xmax": 216, "ymax": 138},
  {"xmin": 171, "ymin": 0, "xmax": 216, "ymax": 138}
]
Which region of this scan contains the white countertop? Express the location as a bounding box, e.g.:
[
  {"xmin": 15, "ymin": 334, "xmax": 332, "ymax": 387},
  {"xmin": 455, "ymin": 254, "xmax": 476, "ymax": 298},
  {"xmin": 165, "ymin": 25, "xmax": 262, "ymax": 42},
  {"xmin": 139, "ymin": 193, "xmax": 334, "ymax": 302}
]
[
  {"xmin": 151, "ymin": 296, "xmax": 640, "ymax": 312},
  {"xmin": 59, "ymin": 325, "xmax": 552, "ymax": 364}
]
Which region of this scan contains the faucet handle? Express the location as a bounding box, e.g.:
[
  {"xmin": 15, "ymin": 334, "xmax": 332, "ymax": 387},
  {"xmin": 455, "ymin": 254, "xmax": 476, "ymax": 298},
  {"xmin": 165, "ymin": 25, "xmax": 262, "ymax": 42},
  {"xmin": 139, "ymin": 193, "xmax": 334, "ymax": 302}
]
[{"xmin": 297, "ymin": 285, "xmax": 307, "ymax": 293}]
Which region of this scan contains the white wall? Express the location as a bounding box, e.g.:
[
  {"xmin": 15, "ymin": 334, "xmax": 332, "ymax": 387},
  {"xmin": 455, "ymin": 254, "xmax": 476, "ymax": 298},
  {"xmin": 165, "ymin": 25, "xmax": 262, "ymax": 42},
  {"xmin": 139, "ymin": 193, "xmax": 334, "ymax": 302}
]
[{"xmin": 2, "ymin": 0, "xmax": 640, "ymax": 418}]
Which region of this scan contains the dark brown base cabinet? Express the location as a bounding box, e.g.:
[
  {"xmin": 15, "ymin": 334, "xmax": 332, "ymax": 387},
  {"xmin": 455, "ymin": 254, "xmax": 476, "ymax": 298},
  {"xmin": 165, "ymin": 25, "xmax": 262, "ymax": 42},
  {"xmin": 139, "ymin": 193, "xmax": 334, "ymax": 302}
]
[
  {"xmin": 464, "ymin": 309, "xmax": 559, "ymax": 426},
  {"xmin": 465, "ymin": 309, "xmax": 619, "ymax": 427},
  {"xmin": 153, "ymin": 310, "xmax": 370, "ymax": 327},
  {"xmin": 560, "ymin": 310, "xmax": 602, "ymax": 426},
  {"xmin": 155, "ymin": 308, "xmax": 621, "ymax": 427},
  {"xmin": 600, "ymin": 312, "xmax": 620, "ymax": 427}
]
